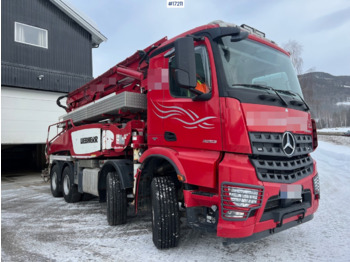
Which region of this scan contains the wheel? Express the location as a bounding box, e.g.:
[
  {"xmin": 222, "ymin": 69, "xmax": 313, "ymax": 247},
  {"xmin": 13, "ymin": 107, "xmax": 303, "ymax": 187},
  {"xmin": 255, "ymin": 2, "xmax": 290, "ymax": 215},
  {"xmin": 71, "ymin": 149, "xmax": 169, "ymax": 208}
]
[
  {"xmin": 151, "ymin": 176, "xmax": 180, "ymax": 249},
  {"xmin": 106, "ymin": 172, "xmax": 127, "ymax": 225},
  {"xmin": 62, "ymin": 166, "xmax": 82, "ymax": 203},
  {"xmin": 50, "ymin": 165, "xmax": 62, "ymax": 197}
]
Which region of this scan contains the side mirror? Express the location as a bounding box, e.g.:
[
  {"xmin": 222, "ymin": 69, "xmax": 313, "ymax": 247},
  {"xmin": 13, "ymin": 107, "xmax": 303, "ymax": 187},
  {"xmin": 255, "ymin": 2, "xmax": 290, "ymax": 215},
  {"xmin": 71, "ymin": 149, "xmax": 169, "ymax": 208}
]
[{"xmin": 174, "ymin": 37, "xmax": 197, "ymax": 88}]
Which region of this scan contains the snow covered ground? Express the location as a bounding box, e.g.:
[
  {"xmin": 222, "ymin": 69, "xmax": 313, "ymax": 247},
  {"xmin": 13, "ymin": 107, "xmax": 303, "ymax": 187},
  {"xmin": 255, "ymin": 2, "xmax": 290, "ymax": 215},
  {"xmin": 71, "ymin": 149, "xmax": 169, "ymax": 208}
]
[
  {"xmin": 318, "ymin": 127, "xmax": 350, "ymax": 133},
  {"xmin": 318, "ymin": 135, "xmax": 350, "ymax": 147},
  {"xmin": 2, "ymin": 137, "xmax": 350, "ymax": 262},
  {"xmin": 336, "ymin": 102, "xmax": 350, "ymax": 106}
]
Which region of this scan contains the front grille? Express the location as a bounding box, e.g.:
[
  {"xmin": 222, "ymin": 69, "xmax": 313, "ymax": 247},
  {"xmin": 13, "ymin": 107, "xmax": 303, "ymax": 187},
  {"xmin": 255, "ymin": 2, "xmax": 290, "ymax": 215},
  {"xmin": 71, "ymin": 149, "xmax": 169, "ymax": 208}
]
[
  {"xmin": 249, "ymin": 132, "xmax": 313, "ymax": 157},
  {"xmin": 250, "ymin": 155, "xmax": 314, "ymax": 183},
  {"xmin": 249, "ymin": 132, "xmax": 314, "ymax": 183}
]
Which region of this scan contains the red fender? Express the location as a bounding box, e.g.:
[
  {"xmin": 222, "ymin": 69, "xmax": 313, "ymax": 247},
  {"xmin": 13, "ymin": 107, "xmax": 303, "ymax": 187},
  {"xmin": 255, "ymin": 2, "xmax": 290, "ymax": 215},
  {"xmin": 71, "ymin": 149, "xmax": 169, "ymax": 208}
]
[{"xmin": 139, "ymin": 147, "xmax": 186, "ymax": 179}]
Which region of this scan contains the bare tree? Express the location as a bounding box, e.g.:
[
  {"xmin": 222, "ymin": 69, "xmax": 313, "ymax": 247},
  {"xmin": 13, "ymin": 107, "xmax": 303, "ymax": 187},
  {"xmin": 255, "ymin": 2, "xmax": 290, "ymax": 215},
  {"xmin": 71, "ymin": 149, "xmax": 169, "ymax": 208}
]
[
  {"xmin": 282, "ymin": 40, "xmax": 304, "ymax": 75},
  {"xmin": 305, "ymin": 67, "xmax": 316, "ymax": 74}
]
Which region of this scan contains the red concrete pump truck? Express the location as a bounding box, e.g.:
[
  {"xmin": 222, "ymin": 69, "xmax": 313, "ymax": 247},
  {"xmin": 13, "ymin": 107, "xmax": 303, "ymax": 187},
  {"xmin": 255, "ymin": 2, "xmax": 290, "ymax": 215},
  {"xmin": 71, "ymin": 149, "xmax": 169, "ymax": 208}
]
[{"xmin": 45, "ymin": 21, "xmax": 320, "ymax": 249}]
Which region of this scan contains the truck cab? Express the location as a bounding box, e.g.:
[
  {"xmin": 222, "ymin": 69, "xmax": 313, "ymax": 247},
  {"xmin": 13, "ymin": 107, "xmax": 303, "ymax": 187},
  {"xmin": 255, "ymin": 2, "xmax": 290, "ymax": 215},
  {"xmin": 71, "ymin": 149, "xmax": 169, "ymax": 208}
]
[{"xmin": 143, "ymin": 21, "xmax": 319, "ymax": 244}]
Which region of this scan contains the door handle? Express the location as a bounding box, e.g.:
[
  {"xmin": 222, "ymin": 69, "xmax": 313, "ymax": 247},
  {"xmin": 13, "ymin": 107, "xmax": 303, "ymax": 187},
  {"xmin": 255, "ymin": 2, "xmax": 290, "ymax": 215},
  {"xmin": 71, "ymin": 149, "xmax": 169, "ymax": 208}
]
[{"xmin": 164, "ymin": 131, "xmax": 177, "ymax": 142}]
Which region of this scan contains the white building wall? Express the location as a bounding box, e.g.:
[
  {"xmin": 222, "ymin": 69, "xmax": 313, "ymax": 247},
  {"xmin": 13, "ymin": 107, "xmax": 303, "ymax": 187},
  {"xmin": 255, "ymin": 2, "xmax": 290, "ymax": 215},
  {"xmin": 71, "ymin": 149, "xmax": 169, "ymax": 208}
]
[{"xmin": 1, "ymin": 86, "xmax": 67, "ymax": 144}]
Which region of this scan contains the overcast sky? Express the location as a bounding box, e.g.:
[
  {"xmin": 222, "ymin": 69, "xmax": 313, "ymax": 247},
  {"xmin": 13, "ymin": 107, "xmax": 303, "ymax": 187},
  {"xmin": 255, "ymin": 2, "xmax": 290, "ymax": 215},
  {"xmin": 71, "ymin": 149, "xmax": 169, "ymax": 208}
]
[{"xmin": 67, "ymin": 0, "xmax": 350, "ymax": 77}]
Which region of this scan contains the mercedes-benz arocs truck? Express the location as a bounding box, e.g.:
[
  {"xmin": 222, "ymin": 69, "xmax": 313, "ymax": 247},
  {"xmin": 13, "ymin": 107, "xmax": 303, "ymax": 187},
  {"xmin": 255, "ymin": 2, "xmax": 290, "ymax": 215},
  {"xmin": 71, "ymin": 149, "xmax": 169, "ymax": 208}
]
[{"xmin": 44, "ymin": 21, "xmax": 320, "ymax": 249}]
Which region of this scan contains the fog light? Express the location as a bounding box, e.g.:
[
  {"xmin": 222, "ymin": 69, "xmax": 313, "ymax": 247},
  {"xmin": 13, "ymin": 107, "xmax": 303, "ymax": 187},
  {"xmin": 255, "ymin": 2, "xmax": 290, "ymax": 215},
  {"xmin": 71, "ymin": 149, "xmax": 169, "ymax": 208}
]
[
  {"xmin": 313, "ymin": 174, "xmax": 320, "ymax": 198},
  {"xmin": 227, "ymin": 187, "xmax": 259, "ymax": 207},
  {"xmin": 225, "ymin": 211, "xmax": 245, "ymax": 218}
]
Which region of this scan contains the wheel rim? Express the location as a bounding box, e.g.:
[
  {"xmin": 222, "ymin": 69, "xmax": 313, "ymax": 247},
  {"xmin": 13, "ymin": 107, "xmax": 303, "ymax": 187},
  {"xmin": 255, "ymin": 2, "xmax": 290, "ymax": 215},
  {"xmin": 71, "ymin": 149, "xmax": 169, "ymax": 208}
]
[
  {"xmin": 63, "ymin": 174, "xmax": 70, "ymax": 195},
  {"xmin": 51, "ymin": 172, "xmax": 57, "ymax": 191}
]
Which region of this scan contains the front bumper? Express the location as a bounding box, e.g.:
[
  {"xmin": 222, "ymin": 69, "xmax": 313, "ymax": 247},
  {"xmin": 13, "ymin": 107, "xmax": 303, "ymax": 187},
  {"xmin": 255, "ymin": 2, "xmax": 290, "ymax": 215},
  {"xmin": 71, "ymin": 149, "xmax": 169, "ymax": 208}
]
[
  {"xmin": 223, "ymin": 214, "xmax": 314, "ymax": 244},
  {"xmin": 216, "ymin": 153, "xmax": 319, "ymax": 239}
]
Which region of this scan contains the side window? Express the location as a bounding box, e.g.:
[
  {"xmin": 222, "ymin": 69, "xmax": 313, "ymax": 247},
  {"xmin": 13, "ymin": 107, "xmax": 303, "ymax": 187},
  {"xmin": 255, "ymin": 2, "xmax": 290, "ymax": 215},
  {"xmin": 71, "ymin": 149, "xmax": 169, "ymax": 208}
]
[
  {"xmin": 169, "ymin": 45, "xmax": 212, "ymax": 98},
  {"xmin": 15, "ymin": 22, "xmax": 48, "ymax": 49}
]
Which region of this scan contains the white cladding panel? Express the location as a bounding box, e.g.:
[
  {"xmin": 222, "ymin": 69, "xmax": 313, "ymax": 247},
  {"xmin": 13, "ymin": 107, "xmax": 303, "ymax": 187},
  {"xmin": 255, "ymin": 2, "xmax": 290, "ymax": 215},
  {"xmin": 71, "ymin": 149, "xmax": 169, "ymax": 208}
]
[
  {"xmin": 82, "ymin": 168, "xmax": 100, "ymax": 196},
  {"xmin": 1, "ymin": 86, "xmax": 67, "ymax": 144},
  {"xmin": 71, "ymin": 128, "xmax": 101, "ymax": 154}
]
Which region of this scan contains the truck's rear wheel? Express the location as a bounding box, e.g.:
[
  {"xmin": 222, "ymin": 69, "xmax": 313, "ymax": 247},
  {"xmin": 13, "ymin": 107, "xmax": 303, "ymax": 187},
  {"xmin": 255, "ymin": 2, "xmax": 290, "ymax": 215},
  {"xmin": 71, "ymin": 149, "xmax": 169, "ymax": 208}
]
[
  {"xmin": 62, "ymin": 166, "xmax": 82, "ymax": 203},
  {"xmin": 151, "ymin": 176, "xmax": 180, "ymax": 249},
  {"xmin": 106, "ymin": 172, "xmax": 127, "ymax": 225},
  {"xmin": 50, "ymin": 165, "xmax": 62, "ymax": 197}
]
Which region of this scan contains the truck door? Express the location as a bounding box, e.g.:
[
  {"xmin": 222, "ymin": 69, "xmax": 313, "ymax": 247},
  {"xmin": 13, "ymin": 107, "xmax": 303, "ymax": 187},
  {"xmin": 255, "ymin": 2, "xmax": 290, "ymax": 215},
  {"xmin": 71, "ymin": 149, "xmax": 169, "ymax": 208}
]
[{"xmin": 155, "ymin": 43, "xmax": 222, "ymax": 151}]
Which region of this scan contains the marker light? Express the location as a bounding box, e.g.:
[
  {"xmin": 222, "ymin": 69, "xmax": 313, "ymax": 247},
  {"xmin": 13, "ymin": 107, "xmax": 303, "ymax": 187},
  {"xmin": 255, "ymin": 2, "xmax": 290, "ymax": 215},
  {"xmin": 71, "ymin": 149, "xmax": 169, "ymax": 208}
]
[{"xmin": 313, "ymin": 174, "xmax": 320, "ymax": 199}]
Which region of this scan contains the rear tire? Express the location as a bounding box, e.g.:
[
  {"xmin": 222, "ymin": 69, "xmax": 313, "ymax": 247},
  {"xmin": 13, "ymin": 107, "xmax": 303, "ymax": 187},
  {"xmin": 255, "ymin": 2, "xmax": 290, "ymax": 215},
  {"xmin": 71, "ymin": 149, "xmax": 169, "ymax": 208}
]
[
  {"xmin": 50, "ymin": 165, "xmax": 62, "ymax": 197},
  {"xmin": 106, "ymin": 172, "xmax": 127, "ymax": 225},
  {"xmin": 62, "ymin": 166, "xmax": 82, "ymax": 203},
  {"xmin": 151, "ymin": 176, "xmax": 180, "ymax": 249}
]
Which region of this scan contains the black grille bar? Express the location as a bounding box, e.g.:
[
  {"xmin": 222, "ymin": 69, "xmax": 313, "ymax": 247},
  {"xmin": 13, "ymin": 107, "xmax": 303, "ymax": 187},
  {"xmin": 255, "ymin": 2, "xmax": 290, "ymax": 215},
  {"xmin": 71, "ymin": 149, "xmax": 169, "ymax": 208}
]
[
  {"xmin": 251, "ymin": 155, "xmax": 313, "ymax": 171},
  {"xmin": 251, "ymin": 160, "xmax": 313, "ymax": 183}
]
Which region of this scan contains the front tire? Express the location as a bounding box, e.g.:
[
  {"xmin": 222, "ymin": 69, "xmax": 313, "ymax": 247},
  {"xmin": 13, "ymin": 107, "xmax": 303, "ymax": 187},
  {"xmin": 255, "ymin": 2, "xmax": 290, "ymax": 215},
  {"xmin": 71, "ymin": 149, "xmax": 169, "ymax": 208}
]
[
  {"xmin": 62, "ymin": 166, "xmax": 82, "ymax": 203},
  {"xmin": 106, "ymin": 172, "xmax": 127, "ymax": 225},
  {"xmin": 50, "ymin": 165, "xmax": 62, "ymax": 197},
  {"xmin": 151, "ymin": 176, "xmax": 180, "ymax": 249}
]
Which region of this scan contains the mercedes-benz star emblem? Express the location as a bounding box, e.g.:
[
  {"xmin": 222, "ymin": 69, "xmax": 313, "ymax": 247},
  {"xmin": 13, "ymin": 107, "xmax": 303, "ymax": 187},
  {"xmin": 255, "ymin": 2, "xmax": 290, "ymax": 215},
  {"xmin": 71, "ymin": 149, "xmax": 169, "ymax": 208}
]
[{"xmin": 282, "ymin": 132, "xmax": 296, "ymax": 157}]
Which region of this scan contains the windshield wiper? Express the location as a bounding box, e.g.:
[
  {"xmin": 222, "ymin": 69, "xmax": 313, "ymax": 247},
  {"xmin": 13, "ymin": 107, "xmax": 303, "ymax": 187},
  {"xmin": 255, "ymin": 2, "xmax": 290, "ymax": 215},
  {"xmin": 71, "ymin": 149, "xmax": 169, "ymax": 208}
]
[
  {"xmin": 232, "ymin": 84, "xmax": 271, "ymax": 90},
  {"xmin": 274, "ymin": 89, "xmax": 310, "ymax": 111},
  {"xmin": 232, "ymin": 84, "xmax": 289, "ymax": 107}
]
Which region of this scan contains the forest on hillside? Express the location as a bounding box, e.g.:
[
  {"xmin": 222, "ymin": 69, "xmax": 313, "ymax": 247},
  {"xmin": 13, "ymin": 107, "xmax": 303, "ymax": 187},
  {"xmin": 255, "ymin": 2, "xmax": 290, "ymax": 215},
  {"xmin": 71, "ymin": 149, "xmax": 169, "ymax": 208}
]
[{"xmin": 299, "ymin": 72, "xmax": 350, "ymax": 128}]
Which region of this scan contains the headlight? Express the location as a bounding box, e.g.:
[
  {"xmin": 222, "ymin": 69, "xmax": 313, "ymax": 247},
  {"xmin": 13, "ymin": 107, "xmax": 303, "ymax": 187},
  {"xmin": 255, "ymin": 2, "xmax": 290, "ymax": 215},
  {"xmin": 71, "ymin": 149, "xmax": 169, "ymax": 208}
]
[
  {"xmin": 221, "ymin": 183, "xmax": 264, "ymax": 221},
  {"xmin": 227, "ymin": 187, "xmax": 259, "ymax": 207}
]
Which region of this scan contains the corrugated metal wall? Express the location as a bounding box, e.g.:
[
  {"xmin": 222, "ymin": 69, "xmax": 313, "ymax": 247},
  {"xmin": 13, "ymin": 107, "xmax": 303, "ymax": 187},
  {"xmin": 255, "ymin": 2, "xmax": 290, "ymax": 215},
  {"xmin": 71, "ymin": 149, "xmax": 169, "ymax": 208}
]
[{"xmin": 1, "ymin": 0, "xmax": 94, "ymax": 93}]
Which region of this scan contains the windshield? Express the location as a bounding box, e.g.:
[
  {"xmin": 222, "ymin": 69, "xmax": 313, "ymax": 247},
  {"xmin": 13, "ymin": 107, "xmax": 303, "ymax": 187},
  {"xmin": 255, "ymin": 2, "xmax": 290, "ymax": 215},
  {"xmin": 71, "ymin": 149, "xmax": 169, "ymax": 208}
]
[{"xmin": 218, "ymin": 37, "xmax": 303, "ymax": 97}]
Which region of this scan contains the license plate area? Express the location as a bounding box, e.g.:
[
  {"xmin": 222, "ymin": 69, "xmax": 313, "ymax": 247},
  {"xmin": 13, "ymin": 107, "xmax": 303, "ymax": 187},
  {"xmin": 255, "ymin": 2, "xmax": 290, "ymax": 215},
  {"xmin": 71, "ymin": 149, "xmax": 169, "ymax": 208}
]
[{"xmin": 280, "ymin": 184, "xmax": 302, "ymax": 199}]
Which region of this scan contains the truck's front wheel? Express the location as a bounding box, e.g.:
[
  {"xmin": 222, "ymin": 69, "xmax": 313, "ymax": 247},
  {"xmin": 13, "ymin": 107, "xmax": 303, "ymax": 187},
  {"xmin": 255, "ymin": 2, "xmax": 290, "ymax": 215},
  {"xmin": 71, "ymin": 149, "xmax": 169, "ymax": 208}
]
[
  {"xmin": 151, "ymin": 176, "xmax": 180, "ymax": 249},
  {"xmin": 62, "ymin": 166, "xmax": 82, "ymax": 203},
  {"xmin": 106, "ymin": 172, "xmax": 127, "ymax": 225}
]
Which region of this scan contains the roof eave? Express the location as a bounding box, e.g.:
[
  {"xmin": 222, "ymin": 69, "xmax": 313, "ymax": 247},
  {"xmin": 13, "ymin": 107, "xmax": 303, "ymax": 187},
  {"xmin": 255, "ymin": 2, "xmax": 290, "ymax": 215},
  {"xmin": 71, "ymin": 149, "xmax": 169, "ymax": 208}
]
[{"xmin": 50, "ymin": 0, "xmax": 107, "ymax": 46}]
